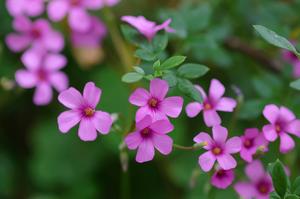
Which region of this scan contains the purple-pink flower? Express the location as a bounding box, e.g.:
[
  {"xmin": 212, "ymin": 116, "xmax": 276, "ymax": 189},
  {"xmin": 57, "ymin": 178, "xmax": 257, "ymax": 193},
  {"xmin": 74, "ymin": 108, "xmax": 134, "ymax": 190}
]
[
  {"xmin": 194, "ymin": 125, "xmax": 241, "ymax": 172},
  {"xmin": 57, "ymin": 82, "xmax": 113, "ymax": 141},
  {"xmin": 129, "ymin": 78, "xmax": 183, "ymax": 122},
  {"xmin": 262, "ymin": 104, "xmax": 300, "ymax": 153},
  {"xmin": 71, "ymin": 16, "xmax": 107, "ymax": 48},
  {"xmin": 6, "ymin": 0, "xmax": 45, "ymax": 17},
  {"xmin": 6, "ymin": 16, "xmax": 64, "ymax": 53},
  {"xmin": 186, "ymin": 79, "xmax": 237, "ymax": 127},
  {"xmin": 211, "ymin": 168, "xmax": 235, "ymax": 189},
  {"xmin": 121, "ymin": 16, "xmax": 175, "ymax": 41},
  {"xmin": 125, "ymin": 115, "xmax": 174, "ymax": 163},
  {"xmin": 47, "ymin": 0, "xmax": 105, "ymax": 32},
  {"xmin": 234, "ymin": 160, "xmax": 273, "ymax": 199},
  {"xmin": 15, "ymin": 49, "xmax": 68, "ymax": 105},
  {"xmin": 240, "ymin": 128, "xmax": 268, "ymax": 163},
  {"xmin": 282, "ymin": 45, "xmax": 300, "ymax": 78}
]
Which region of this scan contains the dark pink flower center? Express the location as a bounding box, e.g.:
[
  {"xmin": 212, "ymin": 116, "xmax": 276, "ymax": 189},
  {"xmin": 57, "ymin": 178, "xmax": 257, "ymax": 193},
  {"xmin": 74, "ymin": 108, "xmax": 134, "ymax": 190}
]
[
  {"xmin": 83, "ymin": 107, "xmax": 95, "ymax": 117},
  {"xmin": 275, "ymin": 124, "xmax": 282, "ymax": 134},
  {"xmin": 148, "ymin": 97, "xmax": 159, "ymax": 109},
  {"xmin": 140, "ymin": 127, "xmax": 152, "ymax": 138},
  {"xmin": 37, "ymin": 69, "xmax": 48, "ymax": 81},
  {"xmin": 256, "ymin": 180, "xmax": 271, "ymax": 195},
  {"xmin": 70, "ymin": 0, "xmax": 82, "ymax": 6},
  {"xmin": 243, "ymin": 138, "xmax": 254, "ymax": 149},
  {"xmin": 212, "ymin": 146, "xmax": 222, "ymax": 155},
  {"xmin": 203, "ymin": 101, "xmax": 212, "ymax": 110},
  {"xmin": 31, "ymin": 28, "xmax": 41, "ymax": 39},
  {"xmin": 216, "ymin": 169, "xmax": 226, "ymax": 178}
]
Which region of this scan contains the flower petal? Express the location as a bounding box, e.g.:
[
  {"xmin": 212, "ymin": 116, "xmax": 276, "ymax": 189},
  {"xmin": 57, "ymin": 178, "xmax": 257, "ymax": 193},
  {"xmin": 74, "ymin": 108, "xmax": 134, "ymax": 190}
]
[
  {"xmin": 209, "ymin": 79, "xmax": 225, "ymax": 101},
  {"xmin": 6, "ymin": 34, "xmax": 31, "ymax": 52},
  {"xmin": 135, "ymin": 106, "xmax": 152, "ymax": 122},
  {"xmin": 92, "ymin": 111, "xmax": 112, "ymax": 134},
  {"xmin": 193, "ymin": 132, "xmax": 212, "ymax": 150},
  {"xmin": 69, "ymin": 8, "xmax": 91, "ymax": 32},
  {"xmin": 83, "ymin": 82, "xmax": 102, "ymax": 108},
  {"xmin": 58, "ymin": 87, "xmax": 83, "ymax": 109},
  {"xmin": 57, "ymin": 110, "xmax": 81, "ymax": 133},
  {"xmin": 33, "ymin": 83, "xmax": 53, "ymax": 105},
  {"xmin": 78, "ymin": 119, "xmax": 97, "ymax": 141},
  {"xmin": 136, "ymin": 115, "xmax": 152, "ymax": 130},
  {"xmin": 199, "ymin": 151, "xmax": 216, "ymax": 172},
  {"xmin": 216, "ymin": 97, "xmax": 236, "ymax": 112},
  {"xmin": 286, "ymin": 120, "xmax": 300, "ymax": 137},
  {"xmin": 263, "ymin": 104, "xmax": 279, "ymax": 123},
  {"xmin": 24, "ymin": 0, "xmax": 44, "ymax": 17},
  {"xmin": 150, "ymin": 78, "xmax": 169, "ymax": 100},
  {"xmin": 185, "ymin": 102, "xmax": 202, "ymax": 118},
  {"xmin": 279, "ymin": 106, "xmax": 295, "ymax": 122},
  {"xmin": 47, "ymin": 0, "xmax": 69, "ymax": 21},
  {"xmin": 203, "ymin": 110, "xmax": 221, "ymax": 127},
  {"xmin": 21, "ymin": 49, "xmax": 42, "ymax": 70},
  {"xmin": 279, "ymin": 133, "xmax": 295, "ymax": 153},
  {"xmin": 217, "ymin": 154, "xmax": 237, "ymax": 170},
  {"xmin": 212, "ymin": 125, "xmax": 228, "ymax": 144},
  {"xmin": 160, "ymin": 96, "xmax": 183, "ymax": 118},
  {"xmin": 152, "ymin": 134, "xmax": 173, "ymax": 155},
  {"xmin": 240, "ymin": 149, "xmax": 254, "ymax": 163},
  {"xmin": 136, "ymin": 139, "xmax": 155, "ymax": 163},
  {"xmin": 44, "ymin": 53, "xmax": 67, "ymax": 71},
  {"xmin": 49, "ymin": 72, "xmax": 69, "ymax": 92},
  {"xmin": 129, "ymin": 88, "xmax": 150, "ymax": 106},
  {"xmin": 262, "ymin": 124, "xmax": 278, "ymax": 142},
  {"xmin": 225, "ymin": 136, "xmax": 241, "ymax": 154},
  {"xmin": 149, "ymin": 119, "xmax": 173, "ymax": 134},
  {"xmin": 125, "ymin": 131, "xmax": 142, "ymax": 150},
  {"xmin": 234, "ymin": 182, "xmax": 256, "ymax": 199},
  {"xmin": 43, "ymin": 31, "xmax": 64, "ymax": 52},
  {"xmin": 15, "ymin": 70, "xmax": 37, "ymax": 88},
  {"xmin": 245, "ymin": 160, "xmax": 265, "ymax": 182},
  {"xmin": 12, "ymin": 16, "xmax": 32, "ymax": 32}
]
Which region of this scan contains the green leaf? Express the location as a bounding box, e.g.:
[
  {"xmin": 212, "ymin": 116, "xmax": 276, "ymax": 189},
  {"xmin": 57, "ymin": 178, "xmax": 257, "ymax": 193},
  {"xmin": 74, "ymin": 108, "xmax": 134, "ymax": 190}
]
[
  {"xmin": 177, "ymin": 63, "xmax": 209, "ymax": 79},
  {"xmin": 270, "ymin": 160, "xmax": 289, "ymax": 198},
  {"xmin": 121, "ymin": 72, "xmax": 143, "ymax": 83},
  {"xmin": 292, "ymin": 177, "xmax": 300, "ymax": 196},
  {"xmin": 290, "ymin": 79, "xmax": 300, "ymax": 90},
  {"xmin": 153, "ymin": 60, "xmax": 161, "ymax": 70},
  {"xmin": 253, "ymin": 25, "xmax": 299, "ymax": 55},
  {"xmin": 135, "ymin": 49, "xmax": 157, "ymax": 61},
  {"xmin": 120, "ymin": 25, "xmax": 142, "ymax": 46},
  {"xmin": 270, "ymin": 192, "xmax": 281, "ymax": 199},
  {"xmin": 160, "ymin": 56, "xmax": 186, "ymax": 70},
  {"xmin": 177, "ymin": 78, "xmax": 202, "ymax": 102},
  {"xmin": 285, "ymin": 194, "xmax": 300, "ymax": 199},
  {"xmin": 163, "ymin": 72, "xmax": 177, "ymax": 87},
  {"xmin": 152, "ymin": 34, "xmax": 168, "ymax": 52},
  {"xmin": 133, "ymin": 66, "xmax": 145, "ymax": 75}
]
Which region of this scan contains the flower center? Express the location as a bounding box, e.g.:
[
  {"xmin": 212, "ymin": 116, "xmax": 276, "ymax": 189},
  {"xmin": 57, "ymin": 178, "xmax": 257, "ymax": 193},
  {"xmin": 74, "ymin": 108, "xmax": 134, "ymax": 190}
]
[
  {"xmin": 148, "ymin": 98, "xmax": 159, "ymax": 108},
  {"xmin": 70, "ymin": 0, "xmax": 81, "ymax": 6},
  {"xmin": 212, "ymin": 146, "xmax": 222, "ymax": 155},
  {"xmin": 37, "ymin": 69, "xmax": 47, "ymax": 81},
  {"xmin": 243, "ymin": 139, "xmax": 253, "ymax": 149},
  {"xmin": 84, "ymin": 107, "xmax": 95, "ymax": 117},
  {"xmin": 31, "ymin": 28, "xmax": 41, "ymax": 39},
  {"xmin": 257, "ymin": 181, "xmax": 270, "ymax": 195},
  {"xmin": 204, "ymin": 102, "xmax": 212, "ymax": 110},
  {"xmin": 275, "ymin": 124, "xmax": 281, "ymax": 133},
  {"xmin": 216, "ymin": 169, "xmax": 225, "ymax": 177},
  {"xmin": 140, "ymin": 128, "xmax": 151, "ymax": 138}
]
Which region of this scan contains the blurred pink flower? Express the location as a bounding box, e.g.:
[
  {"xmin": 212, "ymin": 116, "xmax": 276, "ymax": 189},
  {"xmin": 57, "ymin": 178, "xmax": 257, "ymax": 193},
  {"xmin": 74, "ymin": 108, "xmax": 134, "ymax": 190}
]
[
  {"xmin": 121, "ymin": 16, "xmax": 175, "ymax": 41},
  {"xmin": 262, "ymin": 104, "xmax": 300, "ymax": 153},
  {"xmin": 47, "ymin": 0, "xmax": 108, "ymax": 32},
  {"xmin": 186, "ymin": 79, "xmax": 237, "ymax": 127},
  {"xmin": 234, "ymin": 160, "xmax": 273, "ymax": 199},
  {"xmin": 129, "ymin": 78, "xmax": 183, "ymax": 122},
  {"xmin": 6, "ymin": 0, "xmax": 45, "ymax": 17},
  {"xmin": 211, "ymin": 168, "xmax": 235, "ymax": 189},
  {"xmin": 240, "ymin": 128, "xmax": 268, "ymax": 163},
  {"xmin": 282, "ymin": 44, "xmax": 300, "ymax": 78},
  {"xmin": 71, "ymin": 16, "xmax": 107, "ymax": 48},
  {"xmin": 125, "ymin": 115, "xmax": 174, "ymax": 163},
  {"xmin": 194, "ymin": 125, "xmax": 241, "ymax": 172},
  {"xmin": 58, "ymin": 82, "xmax": 113, "ymax": 141},
  {"xmin": 6, "ymin": 16, "xmax": 64, "ymax": 53},
  {"xmin": 15, "ymin": 49, "xmax": 68, "ymax": 105}
]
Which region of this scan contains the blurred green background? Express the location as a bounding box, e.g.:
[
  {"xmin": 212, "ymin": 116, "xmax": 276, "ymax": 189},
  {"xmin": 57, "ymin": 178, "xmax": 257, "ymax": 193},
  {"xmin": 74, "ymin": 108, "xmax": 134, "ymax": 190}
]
[{"xmin": 1, "ymin": 0, "xmax": 300, "ymax": 198}]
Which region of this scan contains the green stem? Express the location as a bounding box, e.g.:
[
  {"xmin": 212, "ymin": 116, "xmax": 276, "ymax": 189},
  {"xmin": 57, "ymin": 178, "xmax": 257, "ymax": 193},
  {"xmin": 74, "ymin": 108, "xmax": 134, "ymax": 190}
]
[{"xmin": 173, "ymin": 143, "xmax": 204, "ymax": 151}]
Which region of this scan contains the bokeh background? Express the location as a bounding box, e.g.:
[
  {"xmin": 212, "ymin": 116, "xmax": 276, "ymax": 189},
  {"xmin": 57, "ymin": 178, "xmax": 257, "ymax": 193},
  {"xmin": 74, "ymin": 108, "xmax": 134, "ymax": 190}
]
[{"xmin": 1, "ymin": 0, "xmax": 300, "ymax": 198}]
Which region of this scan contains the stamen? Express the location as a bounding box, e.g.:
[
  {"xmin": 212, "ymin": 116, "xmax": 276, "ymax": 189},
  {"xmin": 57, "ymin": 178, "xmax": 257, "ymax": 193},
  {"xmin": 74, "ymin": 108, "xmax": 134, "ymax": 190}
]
[
  {"xmin": 148, "ymin": 98, "xmax": 159, "ymax": 108},
  {"xmin": 84, "ymin": 107, "xmax": 95, "ymax": 117},
  {"xmin": 212, "ymin": 147, "xmax": 222, "ymax": 155}
]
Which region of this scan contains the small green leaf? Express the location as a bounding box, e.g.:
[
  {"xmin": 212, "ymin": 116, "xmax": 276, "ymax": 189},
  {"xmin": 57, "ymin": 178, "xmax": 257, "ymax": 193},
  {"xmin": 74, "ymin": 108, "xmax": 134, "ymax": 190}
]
[
  {"xmin": 177, "ymin": 78, "xmax": 202, "ymax": 102},
  {"xmin": 177, "ymin": 63, "xmax": 209, "ymax": 79},
  {"xmin": 253, "ymin": 25, "xmax": 299, "ymax": 55},
  {"xmin": 153, "ymin": 60, "xmax": 161, "ymax": 70},
  {"xmin": 121, "ymin": 72, "xmax": 143, "ymax": 83},
  {"xmin": 270, "ymin": 160, "xmax": 289, "ymax": 198},
  {"xmin": 135, "ymin": 49, "xmax": 157, "ymax": 61},
  {"xmin": 285, "ymin": 194, "xmax": 300, "ymax": 199},
  {"xmin": 160, "ymin": 56, "xmax": 186, "ymax": 70},
  {"xmin": 133, "ymin": 66, "xmax": 145, "ymax": 75},
  {"xmin": 270, "ymin": 192, "xmax": 281, "ymax": 199},
  {"xmin": 120, "ymin": 25, "xmax": 142, "ymax": 46},
  {"xmin": 152, "ymin": 34, "xmax": 168, "ymax": 52},
  {"xmin": 290, "ymin": 79, "xmax": 300, "ymax": 90},
  {"xmin": 292, "ymin": 177, "xmax": 300, "ymax": 196},
  {"xmin": 163, "ymin": 72, "xmax": 177, "ymax": 87}
]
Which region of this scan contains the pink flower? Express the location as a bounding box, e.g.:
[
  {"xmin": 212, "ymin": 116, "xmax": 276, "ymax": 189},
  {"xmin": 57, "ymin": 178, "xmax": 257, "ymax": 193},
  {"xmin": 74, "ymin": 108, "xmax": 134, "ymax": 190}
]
[
  {"xmin": 129, "ymin": 78, "xmax": 183, "ymax": 122},
  {"xmin": 121, "ymin": 16, "xmax": 175, "ymax": 41},
  {"xmin": 194, "ymin": 125, "xmax": 241, "ymax": 172},
  {"xmin": 47, "ymin": 0, "xmax": 104, "ymax": 32},
  {"xmin": 71, "ymin": 16, "xmax": 107, "ymax": 48},
  {"xmin": 234, "ymin": 160, "xmax": 273, "ymax": 199},
  {"xmin": 211, "ymin": 168, "xmax": 235, "ymax": 189},
  {"xmin": 282, "ymin": 46, "xmax": 300, "ymax": 78},
  {"xmin": 6, "ymin": 16, "xmax": 64, "ymax": 53},
  {"xmin": 262, "ymin": 104, "xmax": 300, "ymax": 153},
  {"xmin": 15, "ymin": 49, "xmax": 68, "ymax": 105},
  {"xmin": 6, "ymin": 0, "xmax": 45, "ymax": 17},
  {"xmin": 186, "ymin": 79, "xmax": 237, "ymax": 127},
  {"xmin": 57, "ymin": 82, "xmax": 113, "ymax": 141},
  {"xmin": 240, "ymin": 128, "xmax": 268, "ymax": 163},
  {"xmin": 125, "ymin": 115, "xmax": 174, "ymax": 163}
]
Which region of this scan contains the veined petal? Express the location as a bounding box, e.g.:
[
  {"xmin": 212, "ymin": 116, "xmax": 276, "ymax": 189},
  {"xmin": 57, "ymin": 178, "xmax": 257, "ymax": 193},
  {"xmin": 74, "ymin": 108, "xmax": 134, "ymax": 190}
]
[
  {"xmin": 216, "ymin": 97, "xmax": 237, "ymax": 112},
  {"xmin": 217, "ymin": 154, "xmax": 237, "ymax": 170},
  {"xmin": 150, "ymin": 78, "xmax": 169, "ymax": 100},
  {"xmin": 152, "ymin": 134, "xmax": 173, "ymax": 155},
  {"xmin": 83, "ymin": 82, "xmax": 102, "ymax": 108},
  {"xmin": 129, "ymin": 88, "xmax": 150, "ymax": 106},
  {"xmin": 199, "ymin": 151, "xmax": 216, "ymax": 172},
  {"xmin": 262, "ymin": 124, "xmax": 278, "ymax": 142},
  {"xmin": 160, "ymin": 96, "xmax": 183, "ymax": 118},
  {"xmin": 125, "ymin": 131, "xmax": 142, "ymax": 150},
  {"xmin": 203, "ymin": 110, "xmax": 221, "ymax": 127},
  {"xmin": 78, "ymin": 119, "xmax": 97, "ymax": 141},
  {"xmin": 209, "ymin": 79, "xmax": 225, "ymax": 101},
  {"xmin": 225, "ymin": 136, "xmax": 241, "ymax": 154},
  {"xmin": 185, "ymin": 102, "xmax": 202, "ymax": 118},
  {"xmin": 193, "ymin": 132, "xmax": 212, "ymax": 150},
  {"xmin": 58, "ymin": 87, "xmax": 83, "ymax": 109},
  {"xmin": 92, "ymin": 111, "xmax": 112, "ymax": 134},
  {"xmin": 136, "ymin": 139, "xmax": 155, "ymax": 163},
  {"xmin": 279, "ymin": 133, "xmax": 295, "ymax": 153},
  {"xmin": 212, "ymin": 125, "xmax": 228, "ymax": 144},
  {"xmin": 57, "ymin": 110, "xmax": 81, "ymax": 133},
  {"xmin": 149, "ymin": 119, "xmax": 174, "ymax": 134},
  {"xmin": 263, "ymin": 104, "xmax": 279, "ymax": 123}
]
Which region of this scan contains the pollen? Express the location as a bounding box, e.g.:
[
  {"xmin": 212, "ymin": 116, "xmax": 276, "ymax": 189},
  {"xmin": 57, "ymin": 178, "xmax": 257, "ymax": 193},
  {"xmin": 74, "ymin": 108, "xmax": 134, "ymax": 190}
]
[
  {"xmin": 84, "ymin": 107, "xmax": 95, "ymax": 117},
  {"xmin": 275, "ymin": 124, "xmax": 281, "ymax": 133},
  {"xmin": 204, "ymin": 103, "xmax": 212, "ymax": 110},
  {"xmin": 212, "ymin": 147, "xmax": 222, "ymax": 155},
  {"xmin": 148, "ymin": 98, "xmax": 159, "ymax": 108}
]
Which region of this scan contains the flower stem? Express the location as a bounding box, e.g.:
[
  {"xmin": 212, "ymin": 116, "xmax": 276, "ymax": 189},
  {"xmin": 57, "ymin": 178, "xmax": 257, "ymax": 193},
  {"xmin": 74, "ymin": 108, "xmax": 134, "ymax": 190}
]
[{"xmin": 173, "ymin": 143, "xmax": 205, "ymax": 151}]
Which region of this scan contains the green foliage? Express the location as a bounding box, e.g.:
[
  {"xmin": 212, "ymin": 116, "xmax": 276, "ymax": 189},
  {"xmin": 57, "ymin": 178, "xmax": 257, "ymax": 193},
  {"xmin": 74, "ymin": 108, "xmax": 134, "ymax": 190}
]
[
  {"xmin": 177, "ymin": 64, "xmax": 209, "ymax": 79},
  {"xmin": 159, "ymin": 56, "xmax": 187, "ymax": 70},
  {"xmin": 290, "ymin": 79, "xmax": 300, "ymax": 91}
]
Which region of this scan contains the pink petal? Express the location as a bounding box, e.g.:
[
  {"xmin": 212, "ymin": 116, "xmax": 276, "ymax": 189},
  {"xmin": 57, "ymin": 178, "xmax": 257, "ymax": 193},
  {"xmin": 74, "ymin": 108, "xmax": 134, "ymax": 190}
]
[
  {"xmin": 279, "ymin": 106, "xmax": 296, "ymax": 122},
  {"xmin": 225, "ymin": 136, "xmax": 241, "ymax": 154},
  {"xmin": 5, "ymin": 34, "xmax": 31, "ymax": 52},
  {"xmin": 44, "ymin": 54, "xmax": 67, "ymax": 71},
  {"xmin": 13, "ymin": 16, "xmax": 32, "ymax": 33},
  {"xmin": 25, "ymin": 0, "xmax": 44, "ymax": 16},
  {"xmin": 216, "ymin": 97, "xmax": 237, "ymax": 112},
  {"xmin": 83, "ymin": 82, "xmax": 102, "ymax": 108},
  {"xmin": 58, "ymin": 87, "xmax": 83, "ymax": 109},
  {"xmin": 136, "ymin": 115, "xmax": 152, "ymax": 130},
  {"xmin": 49, "ymin": 72, "xmax": 69, "ymax": 92},
  {"xmin": 91, "ymin": 111, "xmax": 112, "ymax": 134},
  {"xmin": 43, "ymin": 31, "xmax": 64, "ymax": 52},
  {"xmin": 125, "ymin": 131, "xmax": 142, "ymax": 150},
  {"xmin": 211, "ymin": 169, "xmax": 234, "ymax": 189},
  {"xmin": 150, "ymin": 78, "xmax": 169, "ymax": 100},
  {"xmin": 69, "ymin": 8, "xmax": 91, "ymax": 32},
  {"xmin": 47, "ymin": 0, "xmax": 69, "ymax": 21},
  {"xmin": 185, "ymin": 102, "xmax": 202, "ymax": 117},
  {"xmin": 263, "ymin": 104, "xmax": 279, "ymax": 123},
  {"xmin": 286, "ymin": 120, "xmax": 300, "ymax": 137},
  {"xmin": 149, "ymin": 119, "xmax": 174, "ymax": 134},
  {"xmin": 279, "ymin": 133, "xmax": 295, "ymax": 153},
  {"xmin": 293, "ymin": 61, "xmax": 300, "ymax": 78},
  {"xmin": 240, "ymin": 149, "xmax": 254, "ymax": 163},
  {"xmin": 6, "ymin": 0, "xmax": 24, "ymax": 16},
  {"xmin": 57, "ymin": 110, "xmax": 81, "ymax": 133},
  {"xmin": 135, "ymin": 106, "xmax": 152, "ymax": 122},
  {"xmin": 83, "ymin": 0, "xmax": 103, "ymax": 9},
  {"xmin": 212, "ymin": 125, "xmax": 228, "ymax": 144},
  {"xmin": 203, "ymin": 110, "xmax": 221, "ymax": 127},
  {"xmin": 21, "ymin": 49, "xmax": 42, "ymax": 70},
  {"xmin": 198, "ymin": 151, "xmax": 216, "ymax": 172},
  {"xmin": 154, "ymin": 18, "xmax": 173, "ymax": 32},
  {"xmin": 33, "ymin": 83, "xmax": 53, "ymax": 105},
  {"xmin": 209, "ymin": 79, "xmax": 225, "ymax": 101},
  {"xmin": 160, "ymin": 96, "xmax": 183, "ymax": 118},
  {"xmin": 193, "ymin": 132, "xmax": 213, "ymax": 150},
  {"xmin": 195, "ymin": 85, "xmax": 207, "ymax": 99},
  {"xmin": 15, "ymin": 70, "xmax": 37, "ymax": 88},
  {"xmin": 129, "ymin": 88, "xmax": 150, "ymax": 106},
  {"xmin": 152, "ymin": 134, "xmax": 173, "ymax": 155},
  {"xmin": 234, "ymin": 182, "xmax": 256, "ymax": 199},
  {"xmin": 78, "ymin": 119, "xmax": 97, "ymax": 141},
  {"xmin": 245, "ymin": 128, "xmax": 260, "ymax": 138},
  {"xmin": 136, "ymin": 139, "xmax": 155, "ymax": 163},
  {"xmin": 245, "ymin": 160, "xmax": 265, "ymax": 182},
  {"xmin": 217, "ymin": 154, "xmax": 237, "ymax": 170},
  {"xmin": 262, "ymin": 124, "xmax": 278, "ymax": 142}
]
